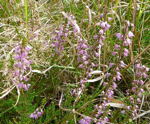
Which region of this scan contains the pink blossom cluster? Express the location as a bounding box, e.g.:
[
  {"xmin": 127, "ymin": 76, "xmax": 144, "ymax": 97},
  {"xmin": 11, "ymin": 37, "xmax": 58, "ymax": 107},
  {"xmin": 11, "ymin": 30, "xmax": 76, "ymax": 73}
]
[
  {"xmin": 13, "ymin": 44, "xmax": 32, "ymax": 91},
  {"xmin": 29, "ymin": 108, "xmax": 44, "ymax": 119},
  {"xmin": 51, "ymin": 25, "xmax": 69, "ymax": 54},
  {"xmin": 50, "ymin": 14, "xmax": 148, "ymax": 123},
  {"xmin": 79, "ymin": 17, "xmax": 112, "ymax": 124},
  {"xmin": 76, "ymin": 37, "xmax": 89, "ymax": 69},
  {"xmin": 127, "ymin": 62, "xmax": 149, "ymax": 117},
  {"xmin": 94, "ymin": 20, "xmax": 111, "ymax": 58},
  {"xmin": 92, "ymin": 21, "xmax": 139, "ymax": 124},
  {"xmin": 135, "ymin": 63, "xmax": 149, "ymax": 78},
  {"xmin": 93, "ymin": 81, "xmax": 117, "ymax": 124},
  {"xmin": 66, "ymin": 14, "xmax": 90, "ymax": 69},
  {"xmin": 115, "ymin": 22, "xmax": 134, "ymax": 58},
  {"xmin": 79, "ymin": 116, "xmax": 92, "ymax": 124},
  {"xmin": 94, "ymin": 100, "xmax": 110, "ymax": 124}
]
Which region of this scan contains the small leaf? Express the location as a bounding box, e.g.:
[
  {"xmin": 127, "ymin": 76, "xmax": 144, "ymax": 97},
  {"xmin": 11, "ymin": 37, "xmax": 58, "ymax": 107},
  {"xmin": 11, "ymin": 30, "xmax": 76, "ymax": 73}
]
[
  {"xmin": 87, "ymin": 77, "xmax": 103, "ymax": 83},
  {"xmin": 106, "ymin": 102, "xmax": 126, "ymax": 108},
  {"xmin": 89, "ymin": 70, "xmax": 103, "ymax": 75}
]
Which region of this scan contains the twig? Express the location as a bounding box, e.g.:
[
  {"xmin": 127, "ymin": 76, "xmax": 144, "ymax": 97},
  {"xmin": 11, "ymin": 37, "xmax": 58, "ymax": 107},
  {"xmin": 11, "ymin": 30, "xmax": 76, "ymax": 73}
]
[
  {"xmin": 125, "ymin": 45, "xmax": 150, "ymax": 69},
  {"xmin": 58, "ymin": 92, "xmax": 97, "ymax": 122},
  {"xmin": 82, "ymin": 2, "xmax": 92, "ymax": 26},
  {"xmin": 32, "ymin": 64, "xmax": 75, "ymax": 74},
  {"xmin": 133, "ymin": 110, "xmax": 150, "ymax": 120},
  {"xmin": 0, "ymin": 85, "xmax": 15, "ymax": 99}
]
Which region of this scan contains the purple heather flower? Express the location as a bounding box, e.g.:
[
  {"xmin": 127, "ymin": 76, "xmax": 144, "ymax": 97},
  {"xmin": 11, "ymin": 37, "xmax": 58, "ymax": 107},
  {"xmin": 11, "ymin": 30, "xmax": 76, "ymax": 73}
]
[
  {"xmin": 127, "ymin": 106, "xmax": 131, "ymax": 110},
  {"xmin": 14, "ymin": 62, "xmax": 22, "ymax": 68},
  {"xmin": 18, "ymin": 83, "xmax": 24, "ymax": 89},
  {"xmin": 21, "ymin": 51, "xmax": 28, "ymax": 58},
  {"xmin": 94, "ymin": 35, "xmax": 98, "ymax": 39},
  {"xmin": 100, "ymin": 14, "xmax": 104, "ymax": 18},
  {"xmin": 112, "ymin": 51, "xmax": 117, "ymax": 56},
  {"xmin": 30, "ymin": 108, "xmax": 44, "ymax": 119},
  {"xmin": 114, "ymin": 72, "xmax": 121, "ymax": 81},
  {"xmin": 137, "ymin": 98, "xmax": 141, "ymax": 103},
  {"xmin": 132, "ymin": 109, "xmax": 138, "ymax": 117},
  {"xmin": 129, "ymin": 96, "xmax": 134, "ymax": 102},
  {"xmin": 25, "ymin": 45, "xmax": 32, "ymax": 51},
  {"xmin": 128, "ymin": 31, "xmax": 134, "ymax": 38},
  {"xmin": 23, "ymin": 84, "xmax": 31, "ymax": 91},
  {"xmin": 32, "ymin": 114, "xmax": 38, "ymax": 119},
  {"xmin": 97, "ymin": 110, "xmax": 103, "ymax": 115},
  {"xmin": 105, "ymin": 72, "xmax": 111, "ymax": 78},
  {"xmin": 135, "ymin": 63, "xmax": 141, "ymax": 69},
  {"xmin": 37, "ymin": 111, "xmax": 43, "ymax": 117},
  {"xmin": 116, "ymin": 67, "xmax": 120, "ymax": 71},
  {"xmin": 29, "ymin": 113, "xmax": 37, "ymax": 119},
  {"xmin": 22, "ymin": 76, "xmax": 29, "ymax": 81},
  {"xmin": 99, "ymin": 29, "xmax": 104, "ymax": 35},
  {"xmin": 103, "ymin": 82, "xmax": 108, "ymax": 86},
  {"xmin": 79, "ymin": 117, "xmax": 92, "ymax": 124},
  {"xmin": 84, "ymin": 61, "xmax": 89, "ymax": 65},
  {"xmin": 14, "ymin": 70, "xmax": 20, "ymax": 76},
  {"xmin": 100, "ymin": 22, "xmax": 106, "ymax": 28},
  {"xmin": 104, "ymin": 117, "xmax": 109, "ymax": 122},
  {"xmin": 13, "ymin": 44, "xmax": 32, "ymax": 91},
  {"xmin": 123, "ymin": 38, "xmax": 132, "ymax": 46},
  {"xmin": 18, "ymin": 83, "xmax": 31, "ymax": 91},
  {"xmin": 108, "ymin": 17, "xmax": 112, "ymax": 21},
  {"xmin": 135, "ymin": 72, "xmax": 142, "ymax": 78},
  {"xmin": 95, "ymin": 52, "xmax": 99, "ymax": 57},
  {"xmin": 106, "ymin": 89, "xmax": 114, "ymax": 98},
  {"xmin": 135, "ymin": 63, "xmax": 149, "ymax": 78},
  {"xmin": 132, "ymin": 87, "xmax": 137, "ymax": 92},
  {"xmin": 112, "ymin": 82, "xmax": 117, "ymax": 89},
  {"xmin": 14, "ymin": 46, "xmax": 21, "ymax": 53},
  {"xmin": 140, "ymin": 89, "xmax": 144, "ymax": 93},
  {"xmin": 51, "ymin": 25, "xmax": 68, "ymax": 54},
  {"xmin": 109, "ymin": 63, "xmax": 115, "ymax": 68},
  {"xmin": 14, "ymin": 55, "xmax": 21, "ymax": 60},
  {"xmin": 81, "ymin": 44, "xmax": 88, "ymax": 49},
  {"xmin": 123, "ymin": 48, "xmax": 129, "ymax": 57},
  {"xmin": 138, "ymin": 80, "xmax": 144, "ymax": 85},
  {"xmin": 116, "ymin": 33, "xmax": 123, "ymax": 40},
  {"xmin": 82, "ymin": 56, "xmax": 88, "ymax": 61},
  {"xmin": 132, "ymin": 80, "xmax": 138, "ymax": 84},
  {"xmin": 143, "ymin": 73, "xmax": 148, "ymax": 78},
  {"xmin": 114, "ymin": 44, "xmax": 120, "ymax": 50},
  {"xmin": 100, "ymin": 21, "xmax": 111, "ymax": 31},
  {"xmin": 79, "ymin": 64, "xmax": 84, "ymax": 68},
  {"xmin": 120, "ymin": 61, "xmax": 126, "ymax": 68}
]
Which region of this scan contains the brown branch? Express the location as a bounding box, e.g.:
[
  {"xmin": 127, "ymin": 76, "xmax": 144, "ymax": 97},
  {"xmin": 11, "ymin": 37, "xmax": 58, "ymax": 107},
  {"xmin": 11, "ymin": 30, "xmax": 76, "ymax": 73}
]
[{"xmin": 125, "ymin": 45, "xmax": 150, "ymax": 69}]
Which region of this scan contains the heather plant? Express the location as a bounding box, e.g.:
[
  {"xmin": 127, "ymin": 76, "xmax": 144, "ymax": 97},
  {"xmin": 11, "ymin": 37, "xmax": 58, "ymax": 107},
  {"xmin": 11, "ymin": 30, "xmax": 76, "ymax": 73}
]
[{"xmin": 0, "ymin": 0, "xmax": 150, "ymax": 124}]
